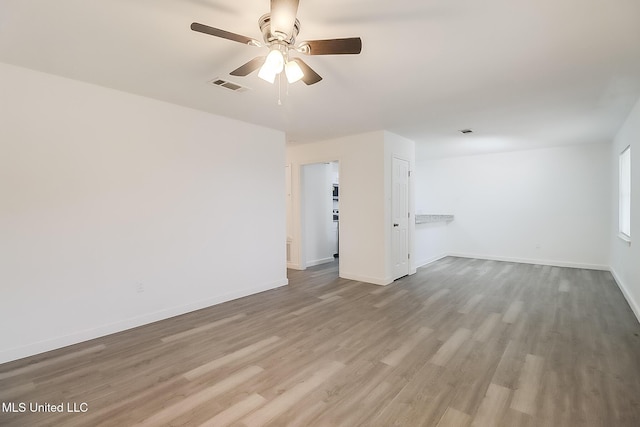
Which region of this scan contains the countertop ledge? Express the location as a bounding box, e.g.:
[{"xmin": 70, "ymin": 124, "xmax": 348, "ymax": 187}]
[{"xmin": 415, "ymin": 214, "xmax": 454, "ymax": 224}]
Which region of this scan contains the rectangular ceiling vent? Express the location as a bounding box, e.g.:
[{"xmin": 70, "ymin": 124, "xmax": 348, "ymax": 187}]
[{"xmin": 210, "ymin": 78, "xmax": 249, "ymax": 93}]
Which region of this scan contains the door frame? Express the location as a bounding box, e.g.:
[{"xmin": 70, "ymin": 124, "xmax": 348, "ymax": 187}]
[{"xmin": 289, "ymin": 158, "xmax": 342, "ymax": 272}]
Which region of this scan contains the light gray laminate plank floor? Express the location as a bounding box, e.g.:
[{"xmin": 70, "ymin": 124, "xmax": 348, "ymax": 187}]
[{"xmin": 1, "ymin": 257, "xmax": 640, "ymax": 426}]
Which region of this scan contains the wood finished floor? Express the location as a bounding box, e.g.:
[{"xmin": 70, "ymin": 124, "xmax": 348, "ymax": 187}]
[{"xmin": 1, "ymin": 257, "xmax": 640, "ymax": 426}]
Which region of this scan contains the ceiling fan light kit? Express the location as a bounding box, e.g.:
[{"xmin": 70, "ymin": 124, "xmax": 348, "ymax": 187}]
[
  {"xmin": 284, "ymin": 60, "xmax": 304, "ymax": 83},
  {"xmin": 190, "ymin": 0, "xmax": 362, "ymax": 87},
  {"xmin": 258, "ymin": 47, "xmax": 285, "ymax": 83},
  {"xmin": 257, "ymin": 63, "xmax": 277, "ymax": 84}
]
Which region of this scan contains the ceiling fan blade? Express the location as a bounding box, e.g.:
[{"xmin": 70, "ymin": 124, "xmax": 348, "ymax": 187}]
[
  {"xmin": 270, "ymin": 0, "xmax": 299, "ymax": 40},
  {"xmin": 230, "ymin": 57, "xmax": 266, "ymax": 76},
  {"xmin": 299, "ymin": 38, "xmax": 362, "ymax": 55},
  {"xmin": 291, "ymin": 58, "xmax": 322, "ymax": 85},
  {"xmin": 190, "ymin": 22, "xmax": 258, "ymax": 45}
]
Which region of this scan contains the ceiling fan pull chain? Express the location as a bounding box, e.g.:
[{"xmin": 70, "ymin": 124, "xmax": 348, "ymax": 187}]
[{"xmin": 278, "ymin": 73, "xmax": 283, "ymax": 106}]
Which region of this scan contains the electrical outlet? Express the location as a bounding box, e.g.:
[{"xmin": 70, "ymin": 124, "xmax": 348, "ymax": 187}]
[{"xmin": 136, "ymin": 283, "xmax": 144, "ymax": 293}]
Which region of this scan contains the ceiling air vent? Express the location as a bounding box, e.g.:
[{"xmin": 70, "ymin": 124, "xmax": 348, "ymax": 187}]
[{"xmin": 210, "ymin": 78, "xmax": 249, "ymax": 92}]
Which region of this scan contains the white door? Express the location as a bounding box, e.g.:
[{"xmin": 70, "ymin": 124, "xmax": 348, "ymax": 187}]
[{"xmin": 392, "ymin": 157, "xmax": 410, "ymax": 280}]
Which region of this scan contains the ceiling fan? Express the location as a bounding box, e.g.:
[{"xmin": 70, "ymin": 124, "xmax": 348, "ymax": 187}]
[{"xmin": 191, "ymin": 0, "xmax": 362, "ymax": 86}]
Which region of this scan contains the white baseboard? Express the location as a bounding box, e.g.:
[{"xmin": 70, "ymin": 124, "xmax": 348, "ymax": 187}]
[
  {"xmin": 287, "ymin": 262, "xmax": 304, "ymax": 270},
  {"xmin": 0, "ymin": 278, "xmax": 288, "ymax": 364},
  {"xmin": 610, "ymin": 268, "xmax": 640, "ymax": 325},
  {"xmin": 447, "ymin": 252, "xmax": 609, "ymax": 271},
  {"xmin": 416, "ymin": 253, "xmax": 449, "ymax": 269},
  {"xmin": 305, "ymin": 257, "xmax": 335, "ymax": 268},
  {"xmin": 340, "ymin": 272, "xmax": 392, "ymax": 286}
]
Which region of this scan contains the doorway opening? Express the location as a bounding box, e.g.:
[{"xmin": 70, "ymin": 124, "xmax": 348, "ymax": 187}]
[{"xmin": 300, "ymin": 161, "xmax": 339, "ymax": 270}]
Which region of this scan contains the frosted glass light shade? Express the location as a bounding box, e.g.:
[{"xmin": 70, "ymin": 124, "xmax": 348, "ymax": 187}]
[
  {"xmin": 258, "ymin": 48, "xmax": 285, "ymax": 83},
  {"xmin": 258, "ymin": 66, "xmax": 277, "ymax": 83},
  {"xmin": 285, "ymin": 60, "xmax": 304, "ymax": 83},
  {"xmin": 265, "ymin": 49, "xmax": 284, "ymax": 73}
]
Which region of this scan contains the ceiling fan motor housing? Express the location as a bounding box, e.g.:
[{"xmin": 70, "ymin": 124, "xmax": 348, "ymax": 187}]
[{"xmin": 259, "ymin": 14, "xmax": 300, "ymax": 46}]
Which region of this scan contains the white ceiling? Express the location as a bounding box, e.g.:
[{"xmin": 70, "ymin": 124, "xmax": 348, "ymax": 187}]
[{"xmin": 1, "ymin": 0, "xmax": 640, "ymax": 157}]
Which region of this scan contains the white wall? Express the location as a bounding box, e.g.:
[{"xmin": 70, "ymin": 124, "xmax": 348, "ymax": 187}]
[
  {"xmin": 610, "ymin": 97, "xmax": 640, "ymax": 322},
  {"xmin": 287, "ymin": 131, "xmax": 416, "ymax": 285},
  {"xmin": 302, "ymin": 163, "xmax": 334, "ymax": 267},
  {"xmin": 413, "ymin": 222, "xmax": 450, "ymax": 267},
  {"xmin": 0, "ymin": 62, "xmax": 287, "ymax": 363},
  {"xmin": 415, "ymin": 143, "xmax": 611, "ymax": 269},
  {"xmin": 287, "ymin": 132, "xmax": 387, "ymax": 284}
]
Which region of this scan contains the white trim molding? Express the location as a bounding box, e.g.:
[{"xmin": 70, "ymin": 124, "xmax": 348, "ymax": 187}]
[
  {"xmin": 340, "ymin": 272, "xmax": 393, "ymax": 286},
  {"xmin": 0, "ymin": 278, "xmax": 288, "ymax": 364},
  {"xmin": 286, "ymin": 262, "xmax": 304, "ymax": 270},
  {"xmin": 305, "ymin": 257, "xmax": 336, "ymax": 268},
  {"xmin": 447, "ymin": 252, "xmax": 609, "ymax": 271},
  {"xmin": 610, "ymin": 268, "xmax": 640, "ymax": 324},
  {"xmin": 416, "ymin": 254, "xmax": 449, "ymax": 269}
]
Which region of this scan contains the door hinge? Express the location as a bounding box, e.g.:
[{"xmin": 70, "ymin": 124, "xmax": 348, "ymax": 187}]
[
  {"xmin": 408, "ymin": 212, "xmax": 410, "ymax": 218},
  {"xmin": 408, "ymin": 253, "xmax": 411, "ymax": 259},
  {"xmin": 408, "ymin": 170, "xmax": 411, "ymax": 177}
]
